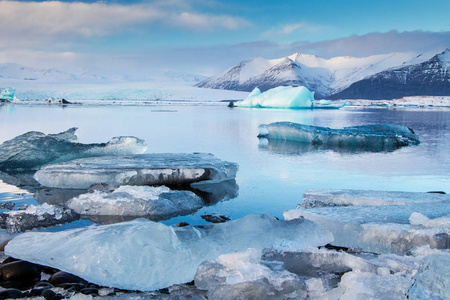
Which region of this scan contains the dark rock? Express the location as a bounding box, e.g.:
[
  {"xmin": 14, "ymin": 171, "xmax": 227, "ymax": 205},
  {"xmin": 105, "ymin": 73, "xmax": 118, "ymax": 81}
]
[
  {"xmin": 227, "ymin": 101, "xmax": 235, "ymax": 108},
  {"xmin": 0, "ymin": 289, "xmax": 23, "ymax": 299},
  {"xmin": 0, "ymin": 202, "xmax": 14, "ymax": 210},
  {"xmin": 58, "ymin": 282, "xmax": 86, "ymax": 290},
  {"xmin": 0, "ymin": 240, "xmax": 10, "ymax": 252},
  {"xmin": 49, "ymin": 271, "xmax": 87, "ymax": 287},
  {"xmin": 176, "ymin": 222, "xmax": 190, "ymax": 227},
  {"xmin": 30, "ymin": 281, "xmax": 55, "ymax": 296},
  {"xmin": 427, "ymin": 191, "xmax": 446, "ymax": 194},
  {"xmin": 80, "ymin": 287, "xmax": 98, "ymax": 295},
  {"xmin": 319, "ymin": 244, "xmax": 350, "ymax": 252},
  {"xmin": 50, "ymin": 294, "xmax": 63, "ymax": 300},
  {"xmin": 1, "ymin": 256, "xmax": 17, "ymax": 264},
  {"xmin": 0, "ymin": 260, "xmax": 41, "ymax": 281},
  {"xmin": 201, "ymin": 213, "xmax": 231, "ymax": 223},
  {"xmin": 41, "ymin": 289, "xmax": 57, "ymax": 300},
  {"xmin": 158, "ymin": 287, "xmax": 170, "ymax": 294},
  {"xmin": 59, "ymin": 99, "xmax": 72, "ymax": 104},
  {"xmin": 41, "ymin": 266, "xmax": 60, "ymax": 275}
]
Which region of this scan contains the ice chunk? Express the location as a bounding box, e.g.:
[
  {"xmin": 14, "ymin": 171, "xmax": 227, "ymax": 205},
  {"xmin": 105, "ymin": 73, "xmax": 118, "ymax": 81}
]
[
  {"xmin": 313, "ymin": 99, "xmax": 347, "ymax": 109},
  {"xmin": 258, "ymin": 122, "xmax": 420, "ymax": 151},
  {"xmin": 67, "ymin": 185, "xmax": 203, "ymax": 220},
  {"xmin": 301, "ymin": 189, "xmax": 450, "ymax": 208},
  {"xmin": 236, "ymin": 86, "xmax": 314, "ymax": 109},
  {"xmin": 0, "ymin": 87, "xmax": 15, "ymax": 102},
  {"xmin": 0, "ymin": 128, "xmax": 148, "ymax": 171},
  {"xmin": 34, "ymin": 153, "xmax": 238, "ymax": 189},
  {"xmin": 5, "ymin": 215, "xmax": 333, "ymax": 291},
  {"xmin": 0, "ymin": 203, "xmax": 78, "ymax": 233},
  {"xmin": 285, "ymin": 203, "xmax": 450, "ymax": 255},
  {"xmin": 195, "ymin": 248, "xmax": 306, "ymax": 300},
  {"xmin": 407, "ymin": 254, "xmax": 450, "ymax": 300}
]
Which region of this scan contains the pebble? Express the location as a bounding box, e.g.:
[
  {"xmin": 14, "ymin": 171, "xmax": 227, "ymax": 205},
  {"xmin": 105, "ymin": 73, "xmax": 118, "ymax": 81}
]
[
  {"xmin": 0, "ymin": 289, "xmax": 23, "ymax": 299},
  {"xmin": 49, "ymin": 271, "xmax": 87, "ymax": 287}
]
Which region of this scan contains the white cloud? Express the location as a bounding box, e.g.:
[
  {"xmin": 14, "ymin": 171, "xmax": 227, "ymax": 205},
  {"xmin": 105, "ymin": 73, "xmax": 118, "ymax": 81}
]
[
  {"xmin": 263, "ymin": 22, "xmax": 331, "ymax": 38},
  {"xmin": 0, "ymin": 0, "xmax": 250, "ymax": 47}
]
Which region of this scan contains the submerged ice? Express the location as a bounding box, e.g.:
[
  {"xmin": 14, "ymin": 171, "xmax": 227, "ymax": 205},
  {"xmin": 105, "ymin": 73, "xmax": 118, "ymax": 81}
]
[
  {"xmin": 5, "ymin": 215, "xmax": 332, "ymax": 291},
  {"xmin": 236, "ymin": 86, "xmax": 314, "ymax": 109},
  {"xmin": 258, "ymin": 122, "xmax": 420, "ymax": 151},
  {"xmin": 0, "ymin": 128, "xmax": 147, "ymax": 171},
  {"xmin": 67, "ymin": 185, "xmax": 203, "ymax": 220},
  {"xmin": 34, "ymin": 153, "xmax": 238, "ymax": 189}
]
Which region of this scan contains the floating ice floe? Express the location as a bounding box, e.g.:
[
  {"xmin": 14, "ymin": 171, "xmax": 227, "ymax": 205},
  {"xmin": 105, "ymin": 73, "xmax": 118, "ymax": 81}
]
[
  {"xmin": 236, "ymin": 86, "xmax": 314, "ymax": 109},
  {"xmin": 313, "ymin": 99, "xmax": 347, "ymax": 109},
  {"xmin": 285, "ymin": 189, "xmax": 450, "ymax": 255},
  {"xmin": 34, "ymin": 153, "xmax": 238, "ymax": 190},
  {"xmin": 5, "ymin": 215, "xmax": 333, "ymax": 291},
  {"xmin": 0, "ymin": 128, "xmax": 147, "ymax": 171},
  {"xmin": 0, "ymin": 203, "xmax": 78, "ymax": 233},
  {"xmin": 258, "ymin": 122, "xmax": 420, "ymax": 151},
  {"xmin": 67, "ymin": 185, "xmax": 203, "ymax": 220},
  {"xmin": 0, "ymin": 87, "xmax": 15, "ymax": 102},
  {"xmin": 195, "ymin": 247, "xmax": 424, "ymax": 300}
]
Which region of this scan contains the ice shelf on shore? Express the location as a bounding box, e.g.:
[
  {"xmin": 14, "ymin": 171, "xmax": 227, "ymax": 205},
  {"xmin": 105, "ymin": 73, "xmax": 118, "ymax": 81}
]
[
  {"xmin": 0, "ymin": 128, "xmax": 147, "ymax": 171},
  {"xmin": 285, "ymin": 189, "xmax": 450, "ymax": 255},
  {"xmin": 34, "ymin": 153, "xmax": 238, "ymax": 189},
  {"xmin": 67, "ymin": 185, "xmax": 203, "ymax": 220},
  {"xmin": 258, "ymin": 122, "xmax": 420, "ymax": 151},
  {"xmin": 301, "ymin": 189, "xmax": 450, "ymax": 208},
  {"xmin": 235, "ymin": 86, "xmax": 314, "ymax": 109},
  {"xmin": 0, "ymin": 203, "xmax": 78, "ymax": 233},
  {"xmin": 5, "ymin": 215, "xmax": 333, "ymax": 291}
]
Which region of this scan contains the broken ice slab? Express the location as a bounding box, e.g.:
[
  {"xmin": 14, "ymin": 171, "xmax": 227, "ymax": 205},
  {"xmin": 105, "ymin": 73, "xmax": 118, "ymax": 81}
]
[
  {"xmin": 67, "ymin": 185, "xmax": 204, "ymax": 221},
  {"xmin": 258, "ymin": 122, "xmax": 420, "ymax": 150},
  {"xmin": 285, "ymin": 202, "xmax": 450, "ymax": 255},
  {"xmin": 301, "ymin": 189, "xmax": 450, "ymax": 208},
  {"xmin": 0, "ymin": 128, "xmax": 147, "ymax": 171},
  {"xmin": 34, "ymin": 153, "xmax": 239, "ymax": 189},
  {"xmin": 406, "ymin": 254, "xmax": 450, "ymax": 300},
  {"xmin": 0, "ymin": 203, "xmax": 79, "ymax": 233},
  {"xmin": 5, "ymin": 215, "xmax": 332, "ymax": 291},
  {"xmin": 195, "ymin": 247, "xmax": 418, "ymax": 300}
]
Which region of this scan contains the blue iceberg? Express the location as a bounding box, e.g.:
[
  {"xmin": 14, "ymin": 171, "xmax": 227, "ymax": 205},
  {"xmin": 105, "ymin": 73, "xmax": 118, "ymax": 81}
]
[
  {"xmin": 0, "ymin": 88, "xmax": 15, "ymax": 102},
  {"xmin": 236, "ymin": 86, "xmax": 314, "ymax": 109}
]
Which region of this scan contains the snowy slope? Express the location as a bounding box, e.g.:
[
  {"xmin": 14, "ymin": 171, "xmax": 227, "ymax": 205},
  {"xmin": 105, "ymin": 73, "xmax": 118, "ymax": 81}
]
[
  {"xmin": 329, "ymin": 49, "xmax": 450, "ymax": 100},
  {"xmin": 196, "ymin": 50, "xmax": 439, "ymax": 98}
]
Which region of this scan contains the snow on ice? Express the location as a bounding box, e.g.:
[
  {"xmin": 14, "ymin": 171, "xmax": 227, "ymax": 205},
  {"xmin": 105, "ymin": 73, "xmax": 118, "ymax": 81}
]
[
  {"xmin": 5, "ymin": 215, "xmax": 333, "ymax": 291},
  {"xmin": 0, "ymin": 128, "xmax": 147, "ymax": 171},
  {"xmin": 235, "ymin": 86, "xmax": 314, "ymax": 109},
  {"xmin": 258, "ymin": 122, "xmax": 420, "ymax": 151},
  {"xmin": 34, "ymin": 153, "xmax": 238, "ymax": 189},
  {"xmin": 67, "ymin": 185, "xmax": 203, "ymax": 220}
]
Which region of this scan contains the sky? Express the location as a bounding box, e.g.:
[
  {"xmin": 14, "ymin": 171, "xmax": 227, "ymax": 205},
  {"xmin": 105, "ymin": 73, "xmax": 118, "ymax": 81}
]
[{"xmin": 0, "ymin": 0, "xmax": 449, "ymax": 77}]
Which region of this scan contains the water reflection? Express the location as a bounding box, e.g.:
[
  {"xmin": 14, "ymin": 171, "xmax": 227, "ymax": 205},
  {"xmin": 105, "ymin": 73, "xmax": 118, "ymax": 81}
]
[{"xmin": 258, "ymin": 138, "xmax": 416, "ymax": 155}]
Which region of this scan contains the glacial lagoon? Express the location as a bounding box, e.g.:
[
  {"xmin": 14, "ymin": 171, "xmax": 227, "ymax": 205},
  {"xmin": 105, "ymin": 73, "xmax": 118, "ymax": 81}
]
[{"xmin": 0, "ymin": 104, "xmax": 449, "ymax": 228}]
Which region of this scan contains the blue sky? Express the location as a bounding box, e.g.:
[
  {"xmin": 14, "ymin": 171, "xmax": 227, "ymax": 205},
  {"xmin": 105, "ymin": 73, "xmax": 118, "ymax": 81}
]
[{"xmin": 0, "ymin": 0, "xmax": 449, "ymax": 76}]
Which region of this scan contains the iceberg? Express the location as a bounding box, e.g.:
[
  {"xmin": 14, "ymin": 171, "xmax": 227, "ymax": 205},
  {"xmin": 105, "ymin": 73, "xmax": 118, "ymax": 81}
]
[
  {"xmin": 5, "ymin": 215, "xmax": 333, "ymax": 291},
  {"xmin": 285, "ymin": 189, "xmax": 450, "ymax": 255},
  {"xmin": 236, "ymin": 86, "xmax": 314, "ymax": 109},
  {"xmin": 67, "ymin": 185, "xmax": 203, "ymax": 220},
  {"xmin": 0, "ymin": 88, "xmax": 15, "ymax": 102},
  {"xmin": 34, "ymin": 153, "xmax": 238, "ymax": 189},
  {"xmin": 258, "ymin": 122, "xmax": 420, "ymax": 150},
  {"xmin": 0, "ymin": 128, "xmax": 147, "ymax": 171}
]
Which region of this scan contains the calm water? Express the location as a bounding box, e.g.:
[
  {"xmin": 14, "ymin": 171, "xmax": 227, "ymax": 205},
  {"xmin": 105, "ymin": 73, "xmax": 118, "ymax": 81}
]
[{"xmin": 0, "ymin": 104, "xmax": 449, "ymax": 227}]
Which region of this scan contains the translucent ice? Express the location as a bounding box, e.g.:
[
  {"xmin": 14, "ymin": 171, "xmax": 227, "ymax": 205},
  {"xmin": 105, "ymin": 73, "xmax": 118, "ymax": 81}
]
[
  {"xmin": 0, "ymin": 128, "xmax": 147, "ymax": 171},
  {"xmin": 285, "ymin": 190, "xmax": 450, "ymax": 255},
  {"xmin": 407, "ymin": 254, "xmax": 450, "ymax": 299},
  {"xmin": 67, "ymin": 185, "xmax": 203, "ymax": 220},
  {"xmin": 258, "ymin": 122, "xmax": 420, "ymax": 151},
  {"xmin": 236, "ymin": 86, "xmax": 314, "ymax": 109},
  {"xmin": 34, "ymin": 153, "xmax": 238, "ymax": 189},
  {"xmin": 5, "ymin": 215, "xmax": 332, "ymax": 291}
]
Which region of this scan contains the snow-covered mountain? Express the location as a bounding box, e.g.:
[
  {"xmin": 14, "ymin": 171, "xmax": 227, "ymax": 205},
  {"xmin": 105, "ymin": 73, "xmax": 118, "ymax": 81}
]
[
  {"xmin": 329, "ymin": 49, "xmax": 450, "ymax": 99},
  {"xmin": 196, "ymin": 50, "xmax": 446, "ymax": 99}
]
